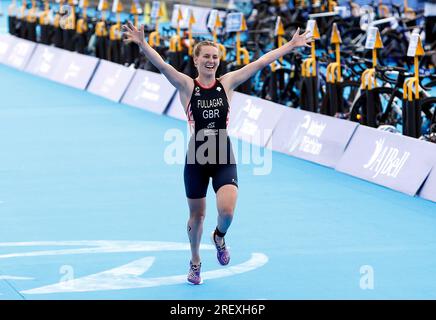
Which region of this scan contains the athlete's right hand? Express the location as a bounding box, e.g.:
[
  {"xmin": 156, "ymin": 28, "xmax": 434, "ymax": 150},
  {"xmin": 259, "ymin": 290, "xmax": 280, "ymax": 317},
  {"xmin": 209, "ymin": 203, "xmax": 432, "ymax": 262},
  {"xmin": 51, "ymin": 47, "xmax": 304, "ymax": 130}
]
[{"xmin": 122, "ymin": 21, "xmax": 144, "ymax": 45}]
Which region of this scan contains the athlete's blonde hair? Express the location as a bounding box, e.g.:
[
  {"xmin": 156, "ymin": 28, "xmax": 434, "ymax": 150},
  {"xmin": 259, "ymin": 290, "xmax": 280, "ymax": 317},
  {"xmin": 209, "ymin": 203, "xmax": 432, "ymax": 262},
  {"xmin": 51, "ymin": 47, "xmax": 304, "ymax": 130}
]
[{"xmin": 193, "ymin": 41, "xmax": 220, "ymax": 58}]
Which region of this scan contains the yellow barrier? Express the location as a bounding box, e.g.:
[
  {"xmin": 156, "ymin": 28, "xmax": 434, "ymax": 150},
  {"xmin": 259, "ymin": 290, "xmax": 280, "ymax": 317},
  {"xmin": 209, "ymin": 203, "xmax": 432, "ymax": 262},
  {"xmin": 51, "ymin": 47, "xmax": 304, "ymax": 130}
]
[
  {"xmin": 149, "ymin": 31, "xmax": 160, "ymax": 47},
  {"xmin": 327, "ymin": 23, "xmax": 342, "ymax": 83},
  {"xmin": 188, "ymin": 10, "xmax": 196, "ymax": 56},
  {"xmin": 169, "ymin": 35, "xmax": 182, "ymax": 52},
  {"xmin": 95, "ymin": 21, "xmax": 107, "ymax": 37},
  {"xmin": 26, "ymin": 0, "xmax": 37, "ymax": 23},
  {"xmin": 379, "ymin": 4, "xmax": 390, "ymax": 17},
  {"xmin": 217, "ymin": 43, "xmax": 227, "ymax": 61},
  {"xmin": 301, "ymin": 20, "xmax": 320, "ymax": 77},
  {"xmin": 212, "ymin": 14, "xmax": 222, "ymax": 44},
  {"xmin": 76, "ymin": 18, "xmax": 87, "ymax": 34},
  {"xmin": 237, "ymin": 47, "xmax": 250, "ymax": 66},
  {"xmin": 328, "ymin": 0, "xmax": 337, "ymax": 12},
  {"xmin": 235, "ymin": 15, "xmax": 248, "ymax": 66},
  {"xmin": 302, "ymin": 58, "xmax": 316, "ymax": 77},
  {"xmin": 39, "ymin": 0, "xmax": 50, "ymax": 25},
  {"xmin": 361, "ymin": 69, "xmax": 376, "ymax": 90},
  {"xmin": 326, "ymin": 63, "xmax": 340, "ymax": 83},
  {"xmin": 404, "ymin": 0, "xmax": 416, "ymax": 19},
  {"xmin": 20, "ymin": 0, "xmax": 27, "ymax": 19},
  {"xmin": 403, "ymin": 34, "xmax": 424, "ymax": 100},
  {"xmin": 302, "ymin": 59, "xmax": 308, "ymax": 77},
  {"xmin": 110, "ymin": 24, "xmax": 121, "ymax": 41},
  {"xmin": 403, "ymin": 78, "xmax": 419, "ymax": 101}
]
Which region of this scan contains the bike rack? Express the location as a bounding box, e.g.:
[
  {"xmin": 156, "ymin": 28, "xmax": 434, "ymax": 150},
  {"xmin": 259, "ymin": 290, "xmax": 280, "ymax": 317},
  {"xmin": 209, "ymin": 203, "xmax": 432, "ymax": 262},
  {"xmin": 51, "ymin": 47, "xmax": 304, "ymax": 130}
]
[
  {"xmin": 236, "ymin": 15, "xmax": 250, "ymax": 67},
  {"xmin": 146, "ymin": 28, "xmax": 164, "ymax": 73},
  {"xmin": 237, "ymin": 47, "xmax": 250, "ymax": 66},
  {"xmin": 17, "ymin": 0, "xmax": 27, "ymax": 39},
  {"xmin": 359, "ymin": 69, "xmax": 377, "ymax": 126},
  {"xmin": 123, "ymin": 1, "xmax": 142, "ymax": 66},
  {"xmin": 145, "ymin": 2, "xmax": 166, "ymax": 73},
  {"xmin": 211, "ymin": 11, "xmax": 222, "ymax": 44},
  {"xmin": 174, "ymin": 7, "xmax": 183, "ymax": 52},
  {"xmin": 187, "ymin": 10, "xmax": 196, "ymax": 57},
  {"xmin": 148, "ymin": 1, "xmax": 164, "ymax": 48},
  {"xmin": 108, "ymin": 2, "xmax": 123, "ymax": 63},
  {"xmin": 403, "ymin": 35, "xmax": 425, "ymax": 138},
  {"xmin": 300, "ymin": 19, "xmax": 320, "ymax": 112},
  {"xmin": 378, "ymin": 0, "xmax": 390, "ymax": 18},
  {"xmin": 95, "ymin": 1, "xmax": 109, "ymax": 60},
  {"xmin": 267, "ymin": 17, "xmax": 289, "ymax": 103},
  {"xmin": 216, "ymin": 43, "xmax": 228, "ymax": 78},
  {"xmin": 75, "ymin": 19, "xmax": 88, "ymax": 53},
  {"xmin": 76, "ymin": 0, "xmax": 89, "ymax": 33},
  {"xmin": 327, "ymin": 0, "xmax": 337, "ymax": 12},
  {"xmin": 130, "ymin": 1, "xmax": 139, "ymax": 28},
  {"xmin": 52, "ymin": 0, "xmax": 64, "ymax": 48},
  {"xmin": 61, "ymin": 0, "xmax": 77, "ymax": 51},
  {"xmin": 324, "ymin": 23, "xmax": 342, "ymax": 116},
  {"xmin": 18, "ymin": 0, "xmax": 37, "ymax": 43},
  {"xmin": 168, "ymin": 35, "xmax": 184, "ymax": 71},
  {"xmin": 148, "ymin": 31, "xmax": 159, "ymax": 47},
  {"xmin": 404, "ymin": 0, "xmax": 416, "ymax": 19},
  {"xmin": 294, "ymin": 0, "xmax": 308, "ymax": 10},
  {"xmin": 38, "ymin": 0, "xmax": 51, "ymax": 45},
  {"xmin": 358, "ymin": 27, "xmax": 383, "ymax": 127},
  {"xmin": 182, "ymin": 10, "xmax": 198, "ymax": 78},
  {"xmin": 209, "ymin": 14, "xmax": 228, "ymax": 77},
  {"xmin": 169, "ymin": 35, "xmax": 182, "ymax": 52},
  {"xmin": 7, "ymin": 0, "xmax": 17, "ymax": 36},
  {"xmin": 95, "ymin": 20, "xmax": 108, "ymax": 58},
  {"xmin": 168, "ymin": 8, "xmax": 184, "ymax": 71},
  {"xmin": 143, "ymin": 1, "xmax": 150, "ymax": 25},
  {"xmin": 234, "ymin": 15, "xmax": 251, "ymax": 94},
  {"xmin": 217, "ymin": 44, "xmax": 227, "ymax": 61}
]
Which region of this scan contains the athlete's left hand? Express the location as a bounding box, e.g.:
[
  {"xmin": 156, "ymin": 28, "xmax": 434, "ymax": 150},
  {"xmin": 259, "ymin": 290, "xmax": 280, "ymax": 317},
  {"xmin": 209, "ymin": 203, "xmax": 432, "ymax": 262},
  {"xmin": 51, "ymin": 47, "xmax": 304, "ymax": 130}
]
[{"xmin": 289, "ymin": 27, "xmax": 313, "ymax": 49}]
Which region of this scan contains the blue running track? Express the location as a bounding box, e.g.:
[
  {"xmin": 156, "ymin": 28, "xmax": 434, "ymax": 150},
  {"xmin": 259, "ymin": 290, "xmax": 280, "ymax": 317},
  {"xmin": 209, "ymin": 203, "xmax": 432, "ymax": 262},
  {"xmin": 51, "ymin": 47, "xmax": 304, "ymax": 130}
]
[{"xmin": 1, "ymin": 62, "xmax": 436, "ymax": 300}]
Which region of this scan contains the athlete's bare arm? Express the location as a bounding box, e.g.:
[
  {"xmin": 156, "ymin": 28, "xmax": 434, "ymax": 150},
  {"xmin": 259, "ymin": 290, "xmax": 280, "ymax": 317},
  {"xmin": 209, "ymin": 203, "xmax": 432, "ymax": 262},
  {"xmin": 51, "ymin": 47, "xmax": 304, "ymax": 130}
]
[
  {"xmin": 219, "ymin": 28, "xmax": 313, "ymax": 96},
  {"xmin": 122, "ymin": 21, "xmax": 194, "ymax": 105}
]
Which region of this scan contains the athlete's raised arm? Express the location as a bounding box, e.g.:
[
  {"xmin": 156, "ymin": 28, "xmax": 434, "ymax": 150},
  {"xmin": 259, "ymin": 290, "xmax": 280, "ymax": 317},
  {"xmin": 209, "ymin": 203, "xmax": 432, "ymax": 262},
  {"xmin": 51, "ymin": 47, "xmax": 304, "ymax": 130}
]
[
  {"xmin": 220, "ymin": 28, "xmax": 312, "ymax": 92},
  {"xmin": 122, "ymin": 21, "xmax": 193, "ymax": 94}
]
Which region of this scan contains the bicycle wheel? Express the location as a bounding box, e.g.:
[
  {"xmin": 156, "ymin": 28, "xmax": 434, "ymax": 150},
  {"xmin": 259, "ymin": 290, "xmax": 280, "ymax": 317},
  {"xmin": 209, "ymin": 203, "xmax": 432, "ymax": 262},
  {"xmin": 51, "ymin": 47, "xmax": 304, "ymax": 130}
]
[
  {"xmin": 349, "ymin": 86, "xmax": 404, "ymax": 129},
  {"xmin": 420, "ymin": 97, "xmax": 436, "ymax": 135},
  {"xmin": 320, "ymin": 80, "xmax": 360, "ymax": 117},
  {"xmin": 260, "ymin": 67, "xmax": 292, "ymax": 104}
]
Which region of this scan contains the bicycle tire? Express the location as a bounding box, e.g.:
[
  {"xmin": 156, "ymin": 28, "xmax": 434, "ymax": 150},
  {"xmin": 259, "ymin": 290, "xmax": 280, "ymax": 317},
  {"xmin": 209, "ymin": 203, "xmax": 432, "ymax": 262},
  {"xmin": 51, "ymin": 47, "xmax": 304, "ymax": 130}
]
[{"xmin": 350, "ymin": 86, "xmax": 404, "ymax": 128}]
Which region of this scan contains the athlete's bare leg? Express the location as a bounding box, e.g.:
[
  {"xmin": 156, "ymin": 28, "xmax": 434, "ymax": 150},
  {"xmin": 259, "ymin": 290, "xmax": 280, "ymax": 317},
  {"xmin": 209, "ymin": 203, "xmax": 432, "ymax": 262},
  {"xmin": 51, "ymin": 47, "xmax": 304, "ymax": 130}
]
[
  {"xmin": 187, "ymin": 197, "xmax": 206, "ymax": 265},
  {"xmin": 215, "ymin": 184, "xmax": 238, "ymax": 245}
]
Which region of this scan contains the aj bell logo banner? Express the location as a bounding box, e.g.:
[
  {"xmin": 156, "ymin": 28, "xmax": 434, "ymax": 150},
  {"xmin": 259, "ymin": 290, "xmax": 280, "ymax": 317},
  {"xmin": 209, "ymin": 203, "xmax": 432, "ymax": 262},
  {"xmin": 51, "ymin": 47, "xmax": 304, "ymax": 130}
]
[
  {"xmin": 336, "ymin": 126, "xmax": 436, "ymax": 196},
  {"xmin": 270, "ymin": 107, "xmax": 358, "ymax": 168}
]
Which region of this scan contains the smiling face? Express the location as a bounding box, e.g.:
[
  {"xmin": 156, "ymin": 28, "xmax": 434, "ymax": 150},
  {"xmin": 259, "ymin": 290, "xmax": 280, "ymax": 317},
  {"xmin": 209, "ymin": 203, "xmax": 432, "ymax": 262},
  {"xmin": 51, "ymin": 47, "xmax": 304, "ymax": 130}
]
[{"xmin": 193, "ymin": 42, "xmax": 220, "ymax": 78}]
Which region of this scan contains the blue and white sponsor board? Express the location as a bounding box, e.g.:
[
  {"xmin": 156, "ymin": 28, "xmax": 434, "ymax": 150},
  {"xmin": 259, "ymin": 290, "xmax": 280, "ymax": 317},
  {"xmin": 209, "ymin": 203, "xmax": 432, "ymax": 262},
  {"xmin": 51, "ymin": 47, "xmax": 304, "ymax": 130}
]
[
  {"xmin": 335, "ymin": 125, "xmax": 436, "ymax": 196},
  {"xmin": 121, "ymin": 69, "xmax": 177, "ymax": 114},
  {"xmin": 87, "ymin": 59, "xmax": 136, "ymax": 102},
  {"xmin": 271, "ymin": 108, "xmax": 358, "ymax": 168}
]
